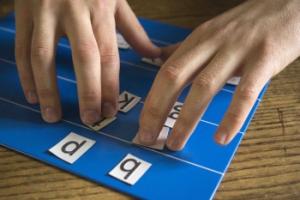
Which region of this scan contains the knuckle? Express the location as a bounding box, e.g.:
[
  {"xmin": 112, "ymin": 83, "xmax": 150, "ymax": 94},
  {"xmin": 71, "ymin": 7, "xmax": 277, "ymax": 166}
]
[
  {"xmin": 193, "ymin": 73, "xmax": 216, "ymax": 93},
  {"xmin": 226, "ymin": 110, "xmax": 242, "ymax": 125},
  {"xmin": 237, "ymin": 86, "xmax": 258, "ymax": 101},
  {"xmin": 76, "ymin": 41, "xmax": 99, "ymax": 64},
  {"xmin": 31, "ymin": 43, "xmax": 51, "ymax": 63},
  {"xmin": 160, "ymin": 65, "xmax": 182, "ymax": 82},
  {"xmin": 81, "ymin": 91, "xmax": 100, "ymax": 103},
  {"xmin": 38, "ymin": 88, "xmax": 55, "ymax": 100},
  {"xmin": 101, "ymin": 52, "xmax": 119, "ymax": 66}
]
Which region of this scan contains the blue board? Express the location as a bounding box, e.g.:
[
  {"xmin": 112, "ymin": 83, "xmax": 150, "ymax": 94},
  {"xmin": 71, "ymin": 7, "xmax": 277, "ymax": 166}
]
[{"xmin": 0, "ymin": 14, "xmax": 268, "ymax": 200}]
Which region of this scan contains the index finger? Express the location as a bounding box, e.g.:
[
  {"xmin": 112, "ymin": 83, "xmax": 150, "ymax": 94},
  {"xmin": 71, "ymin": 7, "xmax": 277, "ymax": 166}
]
[{"xmin": 137, "ymin": 37, "xmax": 216, "ymax": 145}]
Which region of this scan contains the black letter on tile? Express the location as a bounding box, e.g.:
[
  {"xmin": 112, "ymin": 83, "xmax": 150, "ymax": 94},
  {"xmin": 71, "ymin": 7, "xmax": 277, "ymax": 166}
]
[
  {"xmin": 169, "ymin": 104, "xmax": 182, "ymax": 119},
  {"xmin": 119, "ymin": 93, "xmax": 135, "ymax": 110},
  {"xmin": 61, "ymin": 140, "xmax": 87, "ymax": 156},
  {"xmin": 120, "ymin": 158, "xmax": 141, "ymax": 179}
]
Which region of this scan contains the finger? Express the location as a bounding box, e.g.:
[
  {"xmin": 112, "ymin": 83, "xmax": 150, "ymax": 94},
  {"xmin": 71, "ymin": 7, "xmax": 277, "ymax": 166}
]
[
  {"xmin": 92, "ymin": 10, "xmax": 119, "ymax": 118},
  {"xmin": 137, "ymin": 38, "xmax": 217, "ymax": 145},
  {"xmin": 31, "ymin": 10, "xmax": 61, "ymax": 123},
  {"xmin": 15, "ymin": 1, "xmax": 38, "ymax": 104},
  {"xmin": 160, "ymin": 43, "xmax": 181, "ymax": 62},
  {"xmin": 166, "ymin": 48, "xmax": 242, "ymax": 151},
  {"xmin": 65, "ymin": 8, "xmax": 101, "ymax": 125},
  {"xmin": 214, "ymin": 59, "xmax": 273, "ymax": 145},
  {"xmin": 115, "ymin": 0, "xmax": 161, "ymax": 58}
]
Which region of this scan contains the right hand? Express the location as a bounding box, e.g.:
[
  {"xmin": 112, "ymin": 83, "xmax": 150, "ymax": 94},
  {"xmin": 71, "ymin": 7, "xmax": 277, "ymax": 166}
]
[
  {"xmin": 137, "ymin": 0, "xmax": 300, "ymax": 150},
  {"xmin": 15, "ymin": 0, "xmax": 161, "ymax": 124}
]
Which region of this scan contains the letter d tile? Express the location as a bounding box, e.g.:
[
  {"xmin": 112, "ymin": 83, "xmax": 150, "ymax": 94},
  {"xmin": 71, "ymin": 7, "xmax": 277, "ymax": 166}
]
[{"xmin": 49, "ymin": 132, "xmax": 96, "ymax": 164}]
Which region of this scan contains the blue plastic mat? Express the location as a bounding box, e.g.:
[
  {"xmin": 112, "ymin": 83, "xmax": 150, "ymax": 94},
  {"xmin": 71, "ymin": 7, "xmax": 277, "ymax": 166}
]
[{"xmin": 0, "ymin": 14, "xmax": 268, "ymax": 200}]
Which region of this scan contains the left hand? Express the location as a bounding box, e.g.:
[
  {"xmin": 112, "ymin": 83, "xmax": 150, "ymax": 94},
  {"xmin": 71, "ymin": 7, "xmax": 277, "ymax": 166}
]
[
  {"xmin": 14, "ymin": 0, "xmax": 160, "ymax": 125},
  {"xmin": 137, "ymin": 0, "xmax": 300, "ymax": 150}
]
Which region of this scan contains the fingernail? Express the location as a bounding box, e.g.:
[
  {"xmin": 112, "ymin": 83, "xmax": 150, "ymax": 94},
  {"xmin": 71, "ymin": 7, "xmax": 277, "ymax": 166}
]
[
  {"xmin": 138, "ymin": 129, "xmax": 156, "ymax": 144},
  {"xmin": 26, "ymin": 91, "xmax": 38, "ymax": 104},
  {"xmin": 102, "ymin": 102, "xmax": 116, "ymax": 117},
  {"xmin": 82, "ymin": 110, "xmax": 101, "ymax": 125},
  {"xmin": 216, "ymin": 133, "xmax": 228, "ymax": 145},
  {"xmin": 42, "ymin": 107, "xmax": 59, "ymax": 123}
]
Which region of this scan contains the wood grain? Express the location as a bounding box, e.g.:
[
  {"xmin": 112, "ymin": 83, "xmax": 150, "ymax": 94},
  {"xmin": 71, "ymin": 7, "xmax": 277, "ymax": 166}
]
[{"xmin": 0, "ymin": 0, "xmax": 299, "ymax": 199}]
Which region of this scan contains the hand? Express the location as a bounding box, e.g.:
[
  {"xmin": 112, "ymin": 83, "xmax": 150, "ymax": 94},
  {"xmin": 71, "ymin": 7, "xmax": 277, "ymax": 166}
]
[
  {"xmin": 137, "ymin": 0, "xmax": 300, "ymax": 150},
  {"xmin": 14, "ymin": 0, "xmax": 161, "ymax": 124}
]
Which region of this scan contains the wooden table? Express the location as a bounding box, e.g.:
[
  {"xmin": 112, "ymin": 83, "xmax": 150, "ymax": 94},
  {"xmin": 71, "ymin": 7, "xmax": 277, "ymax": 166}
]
[{"xmin": 0, "ymin": 0, "xmax": 299, "ymax": 199}]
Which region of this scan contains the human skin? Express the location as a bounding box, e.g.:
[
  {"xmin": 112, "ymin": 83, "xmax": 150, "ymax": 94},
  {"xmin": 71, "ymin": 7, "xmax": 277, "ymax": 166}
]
[
  {"xmin": 137, "ymin": 0, "xmax": 300, "ymax": 150},
  {"xmin": 14, "ymin": 0, "xmax": 161, "ymax": 125}
]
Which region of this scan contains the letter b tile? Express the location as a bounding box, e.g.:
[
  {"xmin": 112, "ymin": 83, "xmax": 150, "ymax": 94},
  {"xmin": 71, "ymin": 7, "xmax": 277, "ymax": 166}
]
[{"xmin": 109, "ymin": 154, "xmax": 152, "ymax": 185}]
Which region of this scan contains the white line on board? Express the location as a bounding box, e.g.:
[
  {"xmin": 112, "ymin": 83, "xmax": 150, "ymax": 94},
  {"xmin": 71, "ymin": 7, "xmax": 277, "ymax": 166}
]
[
  {"xmin": 0, "ymin": 57, "xmax": 251, "ymax": 135},
  {"xmin": 0, "ymin": 96, "xmax": 224, "ymax": 175},
  {"xmin": 0, "ymin": 26, "xmax": 15, "ymax": 33},
  {"xmin": 0, "ymin": 25, "xmax": 240, "ymax": 95}
]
